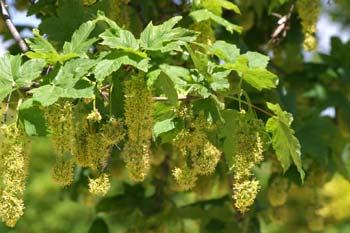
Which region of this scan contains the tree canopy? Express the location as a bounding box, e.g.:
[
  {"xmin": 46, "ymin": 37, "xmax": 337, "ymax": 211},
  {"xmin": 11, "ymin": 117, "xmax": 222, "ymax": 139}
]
[{"xmin": 0, "ymin": 0, "xmax": 350, "ymax": 232}]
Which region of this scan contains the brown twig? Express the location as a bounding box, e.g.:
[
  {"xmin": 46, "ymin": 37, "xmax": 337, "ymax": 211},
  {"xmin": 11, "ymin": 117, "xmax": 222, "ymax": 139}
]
[
  {"xmin": 1, "ymin": 92, "xmax": 12, "ymax": 123},
  {"xmin": 0, "ymin": 0, "xmax": 29, "ymax": 52},
  {"xmin": 152, "ymin": 95, "xmax": 201, "ymax": 102}
]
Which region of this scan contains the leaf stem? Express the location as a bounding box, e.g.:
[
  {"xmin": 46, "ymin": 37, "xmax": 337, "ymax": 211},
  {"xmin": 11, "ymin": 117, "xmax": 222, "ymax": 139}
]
[{"xmin": 225, "ymin": 95, "xmax": 276, "ymax": 118}]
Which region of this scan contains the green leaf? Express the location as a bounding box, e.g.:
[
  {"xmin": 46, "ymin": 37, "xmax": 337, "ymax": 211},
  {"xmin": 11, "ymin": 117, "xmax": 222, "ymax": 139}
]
[
  {"xmin": 17, "ymin": 59, "xmax": 46, "ymax": 87},
  {"xmin": 93, "ymin": 59, "xmax": 122, "ymax": 82},
  {"xmin": 96, "ymin": 10, "xmax": 122, "ymax": 30},
  {"xmin": 63, "ymin": 20, "xmax": 98, "ymax": 56},
  {"xmin": 18, "ymin": 99, "xmax": 48, "ymax": 136},
  {"xmin": 265, "ymin": 102, "xmax": 305, "ymax": 182},
  {"xmin": 156, "ymin": 72, "xmax": 178, "ymax": 106},
  {"xmin": 30, "ymin": 80, "xmax": 95, "ymax": 106},
  {"xmin": 0, "ymin": 54, "xmax": 46, "ymax": 101},
  {"xmin": 210, "ymin": 70, "xmax": 230, "ymax": 92},
  {"xmin": 220, "ymin": 109, "xmax": 240, "ymax": 167},
  {"xmin": 153, "ymin": 118, "xmax": 175, "ymax": 138},
  {"xmin": 29, "ymin": 85, "xmax": 61, "ymax": 106},
  {"xmin": 241, "ymin": 51, "xmax": 270, "ymax": 69},
  {"xmin": 205, "ymin": 40, "xmax": 240, "ymax": 63},
  {"xmin": 26, "ymin": 29, "xmax": 58, "ymax": 54},
  {"xmin": 0, "ymin": 85, "xmax": 12, "ymax": 102},
  {"xmin": 53, "ymin": 58, "xmax": 97, "ymax": 87},
  {"xmin": 88, "ymin": 217, "xmax": 109, "ymax": 233},
  {"xmin": 110, "ymin": 75, "xmax": 124, "ymax": 118},
  {"xmin": 201, "ymin": 0, "xmax": 241, "ymax": 15},
  {"xmin": 190, "ymin": 9, "xmax": 242, "ymax": 34},
  {"xmin": 140, "ymin": 16, "xmax": 197, "ymax": 51},
  {"xmin": 100, "ymin": 28, "xmax": 139, "ymax": 51},
  {"xmin": 146, "ymin": 69, "xmax": 161, "ymax": 87},
  {"xmin": 222, "ymin": 57, "xmax": 278, "ymax": 91},
  {"xmin": 159, "ymin": 64, "xmax": 189, "ymax": 86},
  {"xmin": 0, "ymin": 54, "xmax": 15, "ymax": 101},
  {"xmin": 185, "ymin": 45, "xmax": 210, "ymax": 76},
  {"xmin": 25, "ymin": 51, "xmax": 78, "ymax": 64}
]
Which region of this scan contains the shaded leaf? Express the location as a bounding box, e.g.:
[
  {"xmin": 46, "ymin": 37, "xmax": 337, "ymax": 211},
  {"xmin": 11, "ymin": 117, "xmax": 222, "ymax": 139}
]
[
  {"xmin": 153, "ymin": 118, "xmax": 175, "ymax": 138},
  {"xmin": 265, "ymin": 102, "xmax": 305, "ymax": 182},
  {"xmin": 88, "ymin": 217, "xmax": 109, "ymax": 233},
  {"xmin": 18, "ymin": 99, "xmax": 48, "ymax": 136},
  {"xmin": 156, "ymin": 72, "xmax": 178, "ymax": 106}
]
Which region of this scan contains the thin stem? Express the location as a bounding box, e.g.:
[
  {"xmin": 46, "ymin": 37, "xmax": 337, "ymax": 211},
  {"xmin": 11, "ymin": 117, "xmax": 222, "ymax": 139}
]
[
  {"xmin": 238, "ymin": 77, "xmax": 243, "ymax": 111},
  {"xmin": 152, "ymin": 95, "xmax": 201, "ymax": 102},
  {"xmin": 241, "ymin": 90, "xmax": 252, "ymax": 112},
  {"xmin": 2, "ymin": 92, "xmax": 12, "ymax": 123},
  {"xmin": 0, "ymin": 0, "xmax": 29, "ymax": 52},
  {"xmin": 225, "ymin": 95, "xmax": 276, "ymax": 118}
]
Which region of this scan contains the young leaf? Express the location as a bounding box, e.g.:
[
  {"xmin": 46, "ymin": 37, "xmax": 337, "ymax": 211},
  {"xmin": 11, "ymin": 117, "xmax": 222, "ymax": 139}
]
[
  {"xmin": 63, "ymin": 20, "xmax": 98, "ymax": 56},
  {"xmin": 26, "ymin": 29, "xmax": 58, "ymax": 54},
  {"xmin": 200, "ymin": 40, "xmax": 240, "ymax": 64},
  {"xmin": 190, "ymin": 9, "xmax": 242, "ymax": 34},
  {"xmin": 241, "ymin": 51, "xmax": 270, "ymax": 69},
  {"xmin": 265, "ymin": 102, "xmax": 305, "ymax": 182},
  {"xmin": 140, "ymin": 16, "xmax": 197, "ymax": 51},
  {"xmin": 222, "ymin": 56, "xmax": 278, "ymax": 91},
  {"xmin": 26, "ymin": 29, "xmax": 79, "ymax": 63},
  {"xmin": 201, "ymin": 0, "xmax": 241, "ymax": 15}
]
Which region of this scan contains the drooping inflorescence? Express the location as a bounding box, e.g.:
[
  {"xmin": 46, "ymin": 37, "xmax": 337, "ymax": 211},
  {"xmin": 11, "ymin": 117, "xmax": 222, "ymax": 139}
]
[
  {"xmin": 172, "ymin": 112, "xmax": 221, "ymax": 191},
  {"xmin": 230, "ymin": 110, "xmax": 266, "ymax": 213},
  {"xmin": 123, "ymin": 77, "xmax": 154, "ymax": 182},
  {"xmin": 45, "ymin": 102, "xmax": 76, "ymax": 187},
  {"xmin": 88, "ymin": 173, "xmax": 111, "ymax": 196},
  {"xmin": 268, "ymin": 176, "xmax": 289, "ymax": 207},
  {"xmin": 0, "ymin": 123, "xmax": 29, "ymax": 227},
  {"xmin": 296, "ymin": 0, "xmax": 321, "ymax": 51}
]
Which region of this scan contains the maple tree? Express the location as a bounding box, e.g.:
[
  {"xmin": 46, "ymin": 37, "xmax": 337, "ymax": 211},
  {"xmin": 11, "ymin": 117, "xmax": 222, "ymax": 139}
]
[{"xmin": 1, "ymin": 0, "xmax": 350, "ymax": 232}]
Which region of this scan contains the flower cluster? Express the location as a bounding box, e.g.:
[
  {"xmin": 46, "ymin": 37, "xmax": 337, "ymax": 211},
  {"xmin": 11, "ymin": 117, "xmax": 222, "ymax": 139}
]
[
  {"xmin": 45, "ymin": 102, "xmax": 76, "ymax": 187},
  {"xmin": 231, "ymin": 111, "xmax": 266, "ymax": 213},
  {"xmin": 172, "ymin": 113, "xmax": 221, "ymax": 191},
  {"xmin": 0, "ymin": 123, "xmax": 28, "ymax": 227},
  {"xmin": 296, "ymin": 0, "xmax": 321, "ymax": 51},
  {"xmin": 123, "ymin": 77, "xmax": 153, "ymax": 182},
  {"xmin": 267, "ymin": 176, "xmax": 289, "ymax": 207},
  {"xmin": 88, "ymin": 173, "xmax": 111, "ymax": 196},
  {"xmin": 70, "ymin": 101, "xmax": 125, "ymax": 171},
  {"xmin": 51, "ymin": 157, "xmax": 75, "ymax": 187}
]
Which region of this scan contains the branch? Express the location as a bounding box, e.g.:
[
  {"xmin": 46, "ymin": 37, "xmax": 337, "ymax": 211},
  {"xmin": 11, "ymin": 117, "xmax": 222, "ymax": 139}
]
[
  {"xmin": 0, "ymin": 0, "xmax": 29, "ymax": 52},
  {"xmin": 1, "ymin": 92, "xmax": 11, "ymax": 123},
  {"xmin": 152, "ymin": 95, "xmax": 201, "ymax": 102}
]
